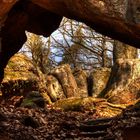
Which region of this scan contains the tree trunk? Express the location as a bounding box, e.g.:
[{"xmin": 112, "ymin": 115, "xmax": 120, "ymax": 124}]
[{"xmin": 98, "ymin": 41, "xmax": 139, "ymax": 104}]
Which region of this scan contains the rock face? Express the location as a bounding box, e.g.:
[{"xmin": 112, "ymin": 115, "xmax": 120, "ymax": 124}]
[
  {"xmin": 53, "ymin": 97, "xmax": 124, "ymax": 117},
  {"xmin": 1, "ymin": 53, "xmax": 38, "ymax": 98},
  {"xmin": 46, "ymin": 75, "xmax": 65, "ymax": 102},
  {"xmin": 32, "ymin": 0, "xmax": 140, "ymax": 48},
  {"xmin": 0, "ymin": 53, "xmax": 53, "ymax": 105},
  {"xmin": 3, "ymin": 53, "xmax": 140, "ymax": 106},
  {"xmin": 0, "ymin": 0, "xmax": 140, "ymax": 84},
  {"xmin": 21, "ymin": 91, "xmax": 45, "ymax": 108},
  {"xmin": 0, "ymin": 0, "xmax": 62, "ymax": 82},
  {"xmin": 3, "ymin": 53, "xmax": 37, "ymax": 82},
  {"xmin": 1, "ymin": 55, "xmax": 94, "ymax": 106},
  {"xmin": 101, "ymin": 59, "xmax": 140, "ymax": 104},
  {"xmin": 51, "ymin": 64, "xmax": 79, "ymax": 98},
  {"xmin": 91, "ymin": 68, "xmax": 111, "ymax": 97},
  {"xmin": 2, "ymin": 55, "xmax": 91, "ymax": 106},
  {"xmin": 0, "ymin": 54, "xmax": 112, "ymax": 105},
  {"xmin": 73, "ymin": 68, "xmax": 88, "ymax": 98}
]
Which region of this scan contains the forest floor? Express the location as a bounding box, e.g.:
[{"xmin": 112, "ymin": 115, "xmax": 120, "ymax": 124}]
[
  {"xmin": 0, "ymin": 98, "xmax": 140, "ymax": 140},
  {"xmin": 1, "ymin": 55, "xmax": 140, "ymax": 139}
]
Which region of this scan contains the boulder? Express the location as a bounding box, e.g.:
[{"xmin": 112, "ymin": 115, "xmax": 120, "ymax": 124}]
[
  {"xmin": 1, "ymin": 53, "xmax": 52, "ymax": 105},
  {"xmin": 0, "ymin": 0, "xmax": 62, "ymax": 83},
  {"xmin": 101, "ymin": 59, "xmax": 140, "ymax": 104},
  {"xmin": 46, "ymin": 75, "xmax": 65, "ymax": 102},
  {"xmin": 3, "ymin": 53, "xmax": 37, "ymax": 82},
  {"xmin": 20, "ymin": 91, "xmax": 45, "ymax": 108},
  {"xmin": 1, "ymin": 53, "xmax": 38, "ymax": 98},
  {"xmin": 91, "ymin": 67, "xmax": 111, "ymax": 97},
  {"xmin": 50, "ymin": 64, "xmax": 79, "ymax": 98},
  {"xmin": 53, "ymin": 97, "xmax": 124, "ymax": 117},
  {"xmin": 73, "ymin": 68, "xmax": 88, "ymax": 98}
]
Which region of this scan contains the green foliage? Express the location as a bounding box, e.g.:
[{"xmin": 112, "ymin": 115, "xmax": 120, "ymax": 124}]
[{"xmin": 21, "ymin": 98, "xmax": 37, "ymax": 108}]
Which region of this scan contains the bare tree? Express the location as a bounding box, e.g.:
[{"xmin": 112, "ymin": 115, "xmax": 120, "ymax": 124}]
[
  {"xmin": 22, "ymin": 32, "xmax": 52, "ymax": 75},
  {"xmin": 51, "ymin": 18, "xmax": 113, "ymax": 70}
]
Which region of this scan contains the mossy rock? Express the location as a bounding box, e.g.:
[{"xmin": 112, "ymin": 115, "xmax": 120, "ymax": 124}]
[
  {"xmin": 1, "ymin": 79, "xmax": 38, "ymax": 98},
  {"xmin": 4, "ymin": 53, "xmax": 37, "ymax": 82},
  {"xmin": 20, "ymin": 98, "xmax": 37, "ymax": 108},
  {"xmin": 127, "ymin": 99, "xmax": 140, "ymax": 111},
  {"xmin": 52, "ymin": 97, "xmax": 126, "ymax": 117},
  {"xmin": 26, "ymin": 91, "xmax": 42, "ymax": 98},
  {"xmin": 134, "ymin": 100, "xmax": 140, "ymax": 108},
  {"xmin": 32, "ymin": 97, "xmax": 45, "ymax": 108},
  {"xmin": 53, "ymin": 97, "xmax": 105, "ymax": 111},
  {"xmin": 21, "ymin": 91, "xmax": 45, "ymax": 108}
]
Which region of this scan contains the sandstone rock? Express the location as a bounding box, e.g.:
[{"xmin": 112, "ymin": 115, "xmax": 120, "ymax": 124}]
[
  {"xmin": 21, "ymin": 91, "xmax": 45, "ymax": 108},
  {"xmin": 46, "ymin": 75, "xmax": 65, "ymax": 102},
  {"xmin": 103, "ymin": 59, "xmax": 140, "ymax": 104},
  {"xmin": 73, "ymin": 68, "xmax": 88, "ymax": 98},
  {"xmin": 1, "ymin": 53, "xmax": 38, "ymax": 97},
  {"xmin": 1, "ymin": 54, "xmax": 50, "ymax": 106},
  {"xmin": 32, "ymin": 0, "xmax": 140, "ymax": 47},
  {"xmin": 51, "ymin": 64, "xmax": 79, "ymax": 98},
  {"xmin": 91, "ymin": 67, "xmax": 111, "ymax": 97},
  {"xmin": 53, "ymin": 97, "xmax": 124, "ymax": 117},
  {"xmin": 3, "ymin": 53, "xmax": 37, "ymax": 82}
]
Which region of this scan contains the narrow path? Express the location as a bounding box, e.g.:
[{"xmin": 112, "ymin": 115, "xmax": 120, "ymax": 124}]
[{"xmin": 79, "ymin": 117, "xmax": 115, "ymax": 139}]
